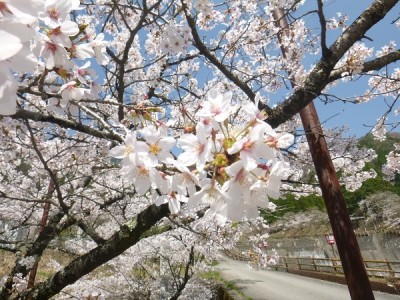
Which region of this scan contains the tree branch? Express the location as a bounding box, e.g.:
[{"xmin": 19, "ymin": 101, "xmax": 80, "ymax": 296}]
[
  {"xmin": 328, "ymin": 50, "xmax": 400, "ymax": 81},
  {"xmin": 317, "ymin": 0, "xmax": 330, "ymax": 58},
  {"xmin": 182, "ymin": 1, "xmax": 262, "ymax": 110},
  {"xmin": 10, "ymin": 109, "xmax": 124, "ymax": 143},
  {"xmin": 266, "ymin": 0, "xmax": 399, "ymax": 128},
  {"xmin": 19, "ymin": 203, "xmax": 170, "ymax": 300}
]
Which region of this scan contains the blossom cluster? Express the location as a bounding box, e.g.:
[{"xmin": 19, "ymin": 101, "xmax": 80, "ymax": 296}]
[
  {"xmin": 338, "ymin": 42, "xmax": 373, "ymax": 76},
  {"xmin": 0, "ymin": 0, "xmax": 42, "ymax": 114},
  {"xmin": 383, "ymin": 143, "xmax": 400, "ymax": 180},
  {"xmin": 0, "ymin": 0, "xmax": 108, "ymax": 115},
  {"xmin": 110, "ymin": 91, "xmax": 293, "ymax": 221}
]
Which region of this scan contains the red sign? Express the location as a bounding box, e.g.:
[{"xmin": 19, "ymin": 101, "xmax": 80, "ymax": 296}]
[{"xmin": 325, "ymin": 234, "xmax": 335, "ymax": 245}]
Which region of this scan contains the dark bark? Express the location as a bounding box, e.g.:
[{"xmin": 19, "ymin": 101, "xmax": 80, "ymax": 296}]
[
  {"xmin": 272, "ymin": 4, "xmax": 378, "ymax": 298},
  {"xmin": 18, "ymin": 203, "xmax": 169, "ymax": 300},
  {"xmin": 328, "ymin": 50, "xmax": 400, "ymax": 82},
  {"xmin": 266, "ymin": 0, "xmax": 399, "ymax": 128},
  {"xmin": 0, "ymin": 210, "xmax": 67, "ymax": 300},
  {"xmin": 300, "ymin": 102, "xmax": 374, "ymax": 300}
]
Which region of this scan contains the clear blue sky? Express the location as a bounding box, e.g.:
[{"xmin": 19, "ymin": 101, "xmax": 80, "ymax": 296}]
[
  {"xmin": 304, "ymin": 0, "xmax": 400, "ymax": 137},
  {"xmin": 94, "ymin": 0, "xmax": 399, "ymax": 138}
]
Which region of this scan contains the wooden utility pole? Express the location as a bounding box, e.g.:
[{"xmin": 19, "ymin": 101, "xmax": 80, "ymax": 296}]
[{"xmin": 272, "ymin": 8, "xmax": 374, "ymax": 300}]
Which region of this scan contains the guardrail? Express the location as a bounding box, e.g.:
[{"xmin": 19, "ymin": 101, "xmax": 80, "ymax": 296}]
[
  {"xmin": 223, "ymin": 249, "xmax": 250, "ymax": 261},
  {"xmin": 275, "ymin": 256, "xmax": 400, "ymax": 280}
]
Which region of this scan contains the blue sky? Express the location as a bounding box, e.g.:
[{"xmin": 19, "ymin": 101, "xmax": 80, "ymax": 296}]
[
  {"xmin": 303, "ymin": 0, "xmax": 400, "ymax": 137},
  {"xmin": 92, "ymin": 0, "xmax": 399, "ymax": 138}
]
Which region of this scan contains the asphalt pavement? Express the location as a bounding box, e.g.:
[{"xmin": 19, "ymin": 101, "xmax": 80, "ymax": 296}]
[{"xmin": 216, "ymin": 255, "xmax": 400, "ymax": 300}]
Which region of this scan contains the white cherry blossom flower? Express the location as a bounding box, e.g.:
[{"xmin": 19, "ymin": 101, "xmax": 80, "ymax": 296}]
[
  {"xmin": 228, "ymin": 123, "xmax": 275, "ymax": 170},
  {"xmin": 221, "ymin": 160, "xmax": 261, "ymax": 220},
  {"xmin": 40, "ymin": 0, "xmax": 79, "ymax": 28},
  {"xmin": 242, "ymin": 93, "xmax": 267, "ymax": 122},
  {"xmin": 73, "ymin": 61, "xmax": 95, "ymax": 84},
  {"xmin": 155, "ymin": 192, "xmax": 188, "ymax": 215},
  {"xmin": 38, "ymin": 34, "xmax": 70, "ymax": 69},
  {"xmin": 171, "ymin": 162, "xmax": 201, "ymax": 196},
  {"xmin": 72, "ymin": 43, "xmax": 95, "ymax": 60},
  {"xmin": 154, "ymin": 175, "xmax": 188, "ymax": 214},
  {"xmin": 177, "ymin": 124, "xmax": 212, "ymax": 172},
  {"xmin": 59, "ymin": 81, "xmax": 87, "ymax": 102},
  {"xmin": 196, "ymin": 90, "xmax": 233, "ymax": 123},
  {"xmin": 253, "ymin": 160, "xmax": 289, "ymax": 200},
  {"xmin": 48, "ymin": 20, "xmax": 79, "ymax": 48},
  {"xmin": 90, "ymin": 33, "xmax": 109, "ymax": 65},
  {"xmin": 109, "ymin": 131, "xmax": 149, "ymax": 165},
  {"xmin": 264, "ymin": 132, "xmax": 295, "ymax": 150},
  {"xmin": 141, "ymin": 125, "xmax": 175, "ymax": 165},
  {"xmin": 120, "ymin": 153, "xmax": 152, "ymax": 196},
  {"xmin": 150, "ymin": 170, "xmax": 170, "ymax": 194},
  {"xmin": 188, "ymin": 178, "xmax": 225, "ymax": 208}
]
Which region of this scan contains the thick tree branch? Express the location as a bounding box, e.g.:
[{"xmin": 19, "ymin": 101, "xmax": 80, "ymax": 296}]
[
  {"xmin": 267, "ymin": 0, "xmax": 399, "ymax": 128},
  {"xmin": 328, "ymin": 50, "xmax": 400, "ymax": 81},
  {"xmin": 1, "ymin": 210, "xmax": 67, "ymax": 299},
  {"xmin": 19, "ymin": 203, "xmax": 170, "ymax": 300}
]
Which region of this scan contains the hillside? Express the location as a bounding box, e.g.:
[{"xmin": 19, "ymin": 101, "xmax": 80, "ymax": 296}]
[
  {"xmin": 268, "ymin": 191, "xmax": 400, "ymax": 238},
  {"xmin": 265, "ymin": 132, "xmax": 400, "ymax": 237}
]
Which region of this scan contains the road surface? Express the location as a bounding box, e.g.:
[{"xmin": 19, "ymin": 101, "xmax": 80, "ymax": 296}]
[{"xmin": 216, "ymin": 255, "xmax": 400, "ymax": 300}]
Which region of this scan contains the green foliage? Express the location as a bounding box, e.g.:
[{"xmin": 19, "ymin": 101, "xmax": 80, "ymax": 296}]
[
  {"xmin": 358, "ymin": 132, "xmax": 400, "ymax": 176},
  {"xmin": 261, "ymin": 193, "xmax": 325, "ymax": 223},
  {"xmin": 263, "ymin": 132, "xmax": 400, "ymax": 224},
  {"xmin": 343, "ymin": 176, "xmax": 400, "ymax": 215}
]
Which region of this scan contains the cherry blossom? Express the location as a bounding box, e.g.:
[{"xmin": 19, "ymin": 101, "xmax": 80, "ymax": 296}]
[
  {"xmin": 47, "ymin": 20, "xmax": 79, "ymax": 48},
  {"xmin": 109, "ymin": 130, "xmax": 149, "ymax": 165},
  {"xmin": 221, "ymin": 160, "xmax": 274, "ymax": 221},
  {"xmin": 371, "ymin": 117, "xmax": 387, "ymax": 142},
  {"xmin": 39, "ymin": 0, "xmax": 79, "ymax": 28},
  {"xmin": 90, "ymin": 33, "xmax": 109, "ymax": 65},
  {"xmin": 228, "ymin": 123, "xmax": 276, "ymax": 170},
  {"xmin": 120, "ymin": 153, "xmax": 153, "ymax": 196},
  {"xmin": 154, "ymin": 176, "xmax": 188, "ymax": 214},
  {"xmin": 242, "ymin": 93, "xmax": 267, "ymax": 122},
  {"xmin": 38, "ymin": 34, "xmax": 70, "ymax": 69},
  {"xmin": 59, "ymin": 81, "xmax": 88, "ymax": 102},
  {"xmin": 141, "ymin": 125, "xmax": 176, "ymax": 165},
  {"xmin": 172, "ymin": 162, "xmax": 202, "ymax": 197},
  {"xmin": 196, "ymin": 90, "xmax": 233, "ymax": 123},
  {"xmin": 73, "ymin": 61, "xmax": 95, "ymax": 84},
  {"xmin": 177, "ymin": 124, "xmax": 213, "ymax": 172},
  {"xmin": 1, "ymin": 0, "xmax": 400, "ymax": 298},
  {"xmin": 188, "ymin": 178, "xmax": 227, "ymax": 211}
]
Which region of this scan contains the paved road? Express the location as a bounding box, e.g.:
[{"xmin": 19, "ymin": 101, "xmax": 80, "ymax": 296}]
[{"xmin": 216, "ymin": 255, "xmax": 400, "ymax": 300}]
